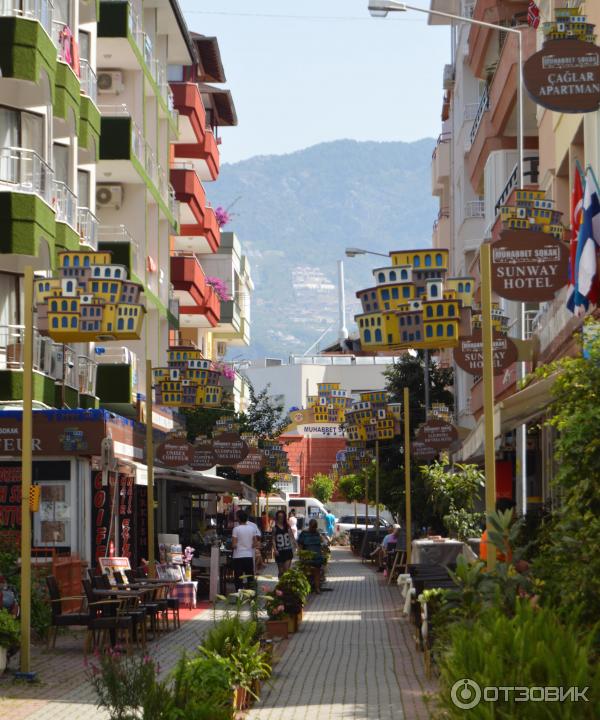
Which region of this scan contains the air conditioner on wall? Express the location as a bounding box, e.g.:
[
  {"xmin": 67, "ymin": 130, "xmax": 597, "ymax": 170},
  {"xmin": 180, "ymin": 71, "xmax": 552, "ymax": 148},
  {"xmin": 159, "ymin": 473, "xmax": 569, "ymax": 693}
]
[
  {"xmin": 96, "ymin": 185, "xmax": 123, "ymax": 210},
  {"xmin": 98, "ymin": 71, "xmax": 124, "ymax": 94},
  {"xmin": 217, "ymin": 342, "xmax": 228, "ymax": 357}
]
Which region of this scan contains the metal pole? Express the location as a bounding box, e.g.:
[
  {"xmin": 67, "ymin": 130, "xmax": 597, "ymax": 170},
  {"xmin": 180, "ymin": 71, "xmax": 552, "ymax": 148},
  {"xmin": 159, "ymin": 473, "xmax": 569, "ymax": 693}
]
[
  {"xmin": 145, "ymin": 359, "xmax": 155, "ymax": 578},
  {"xmin": 403, "ymin": 387, "xmax": 411, "ymax": 566},
  {"xmin": 481, "ymin": 245, "xmax": 497, "ymax": 571},
  {"xmin": 517, "ymin": 29, "xmax": 524, "ymax": 188},
  {"xmin": 423, "ymin": 349, "xmax": 430, "ymax": 415},
  {"xmin": 337, "ymin": 260, "xmax": 349, "ymax": 343},
  {"xmin": 375, "ymin": 439, "xmax": 380, "ymax": 539},
  {"xmin": 20, "ymin": 266, "xmax": 34, "ymax": 673}
]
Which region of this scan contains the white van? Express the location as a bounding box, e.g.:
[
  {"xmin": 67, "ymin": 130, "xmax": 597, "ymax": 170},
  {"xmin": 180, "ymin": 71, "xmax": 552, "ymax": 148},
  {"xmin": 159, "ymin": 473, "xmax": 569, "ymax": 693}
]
[{"xmin": 288, "ymin": 497, "xmax": 329, "ymax": 531}]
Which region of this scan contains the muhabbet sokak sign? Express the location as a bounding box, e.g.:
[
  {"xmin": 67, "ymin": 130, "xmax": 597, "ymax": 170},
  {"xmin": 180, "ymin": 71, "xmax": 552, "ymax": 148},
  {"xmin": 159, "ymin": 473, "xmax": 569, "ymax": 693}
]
[
  {"xmin": 490, "ymin": 232, "xmax": 569, "ymax": 302},
  {"xmin": 454, "ymin": 330, "xmax": 519, "ymax": 376}
]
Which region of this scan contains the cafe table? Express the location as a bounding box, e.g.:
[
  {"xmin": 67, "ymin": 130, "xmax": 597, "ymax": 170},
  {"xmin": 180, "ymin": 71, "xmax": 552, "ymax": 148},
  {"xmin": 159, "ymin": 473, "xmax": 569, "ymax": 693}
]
[{"xmin": 411, "ymin": 538, "xmax": 466, "ymax": 566}]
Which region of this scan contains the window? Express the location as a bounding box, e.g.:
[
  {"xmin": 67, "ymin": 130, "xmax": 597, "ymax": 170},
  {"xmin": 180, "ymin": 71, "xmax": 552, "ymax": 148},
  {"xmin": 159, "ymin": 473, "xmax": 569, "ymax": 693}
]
[
  {"xmin": 63, "ymin": 256, "xmax": 70, "ymax": 267},
  {"xmin": 70, "ymin": 301, "xmax": 77, "ymax": 311},
  {"xmin": 392, "ymin": 288, "xmax": 399, "ymax": 299},
  {"xmin": 407, "ymin": 316, "xmax": 412, "ymax": 326},
  {"xmin": 448, "ymin": 324, "xmax": 454, "ymax": 336},
  {"xmin": 51, "ymin": 301, "xmax": 57, "ymax": 312},
  {"xmin": 115, "ymin": 269, "xmax": 121, "ymax": 278},
  {"xmin": 426, "ymin": 306, "xmax": 433, "ymax": 318},
  {"xmin": 61, "ymin": 317, "xmax": 68, "ymax": 328},
  {"xmin": 127, "ymin": 318, "xmax": 134, "ymax": 330},
  {"xmin": 403, "ymin": 287, "xmax": 410, "ymax": 298},
  {"xmin": 73, "ymin": 255, "xmax": 79, "ymax": 267},
  {"xmin": 52, "ymin": 317, "xmax": 59, "ymax": 328},
  {"xmin": 94, "ymin": 268, "xmax": 100, "ymax": 277},
  {"xmin": 71, "ymin": 317, "xmax": 77, "ymax": 328},
  {"xmin": 92, "ymin": 282, "xmax": 98, "ymax": 292},
  {"xmin": 381, "ymin": 289, "xmax": 390, "ymax": 300},
  {"xmin": 0, "ymin": 106, "xmax": 44, "ymax": 159},
  {"xmin": 378, "ymin": 272, "xmax": 385, "ymax": 283},
  {"xmin": 400, "ymin": 317, "xmax": 405, "ymax": 326},
  {"xmin": 435, "ymin": 253, "xmax": 443, "ymax": 267},
  {"xmin": 448, "ymin": 305, "xmax": 456, "ymax": 316},
  {"xmin": 401, "ymin": 269, "xmax": 408, "ymax": 280},
  {"xmin": 430, "ymin": 285, "xmax": 438, "ymax": 297},
  {"xmin": 415, "ymin": 316, "xmax": 420, "ymax": 325},
  {"xmin": 65, "ymin": 280, "xmax": 73, "ymax": 293},
  {"xmin": 388, "ymin": 334, "xmax": 393, "ymax": 343},
  {"xmin": 102, "ymin": 283, "xmax": 108, "ymax": 293},
  {"xmin": 364, "ymin": 329, "xmax": 371, "ymax": 343},
  {"xmin": 104, "ymin": 268, "xmax": 111, "ymax": 277},
  {"xmin": 61, "ymin": 300, "xmax": 67, "ymax": 311},
  {"xmin": 389, "ymin": 271, "xmax": 396, "ymax": 281},
  {"xmin": 458, "ymin": 282, "xmax": 464, "ymax": 293},
  {"xmin": 437, "ymin": 324, "xmax": 444, "ymax": 337},
  {"xmin": 375, "ymin": 329, "xmax": 382, "ymax": 342},
  {"xmin": 426, "ymin": 326, "xmax": 433, "ymax": 338},
  {"xmin": 425, "ymin": 255, "xmax": 432, "ymax": 267},
  {"xmin": 415, "ymin": 330, "xmax": 421, "ymax": 340},
  {"xmin": 413, "ymin": 255, "xmax": 420, "ymax": 267},
  {"xmin": 465, "ymin": 282, "xmax": 471, "ymax": 292},
  {"xmin": 117, "ymin": 318, "xmax": 124, "ymax": 330},
  {"xmin": 437, "ymin": 305, "xmax": 443, "ymax": 316},
  {"xmin": 111, "ymin": 283, "xmax": 118, "ymax": 293}
]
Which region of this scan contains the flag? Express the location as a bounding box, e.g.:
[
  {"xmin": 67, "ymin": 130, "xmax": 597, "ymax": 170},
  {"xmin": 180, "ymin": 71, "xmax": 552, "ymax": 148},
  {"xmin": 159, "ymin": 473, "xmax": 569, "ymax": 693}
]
[
  {"xmin": 528, "ymin": 1, "xmax": 540, "ymax": 29},
  {"xmin": 569, "ymin": 168, "xmax": 600, "ymax": 315},
  {"xmin": 566, "ymin": 167, "xmax": 584, "ymax": 311}
]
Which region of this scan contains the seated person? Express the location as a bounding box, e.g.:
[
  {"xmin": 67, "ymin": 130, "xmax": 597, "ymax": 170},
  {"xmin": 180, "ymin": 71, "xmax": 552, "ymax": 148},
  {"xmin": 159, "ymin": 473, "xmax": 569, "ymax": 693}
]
[{"xmin": 371, "ymin": 525, "xmax": 401, "ymax": 571}]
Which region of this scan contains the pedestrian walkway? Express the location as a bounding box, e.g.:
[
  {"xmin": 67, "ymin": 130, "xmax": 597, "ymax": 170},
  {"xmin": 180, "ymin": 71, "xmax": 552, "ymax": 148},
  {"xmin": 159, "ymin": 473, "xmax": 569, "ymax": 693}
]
[{"xmin": 249, "ymin": 547, "xmax": 436, "ymax": 720}]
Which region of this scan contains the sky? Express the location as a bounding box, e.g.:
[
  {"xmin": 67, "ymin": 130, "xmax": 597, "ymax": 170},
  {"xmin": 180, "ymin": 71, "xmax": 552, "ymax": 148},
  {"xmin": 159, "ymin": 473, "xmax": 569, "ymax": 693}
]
[{"xmin": 180, "ymin": 0, "xmax": 451, "ymax": 164}]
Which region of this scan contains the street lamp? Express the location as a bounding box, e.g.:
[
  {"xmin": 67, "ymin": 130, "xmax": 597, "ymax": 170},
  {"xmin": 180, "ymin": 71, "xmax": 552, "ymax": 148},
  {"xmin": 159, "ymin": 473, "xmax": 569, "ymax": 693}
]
[
  {"xmin": 367, "ymin": 1, "xmax": 525, "ymax": 189},
  {"xmin": 345, "ymin": 247, "xmax": 389, "ymax": 258}
]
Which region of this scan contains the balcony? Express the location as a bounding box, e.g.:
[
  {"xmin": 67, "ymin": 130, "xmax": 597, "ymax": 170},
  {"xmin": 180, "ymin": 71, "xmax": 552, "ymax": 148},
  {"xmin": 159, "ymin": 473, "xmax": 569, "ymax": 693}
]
[
  {"xmin": 171, "ymin": 82, "xmax": 206, "ymax": 144},
  {"xmin": 0, "ymin": 0, "xmax": 55, "ymax": 84},
  {"xmin": 170, "ymin": 163, "xmax": 220, "ymax": 253},
  {"xmin": 466, "ymin": 28, "xmax": 538, "ymax": 192},
  {"xmin": 53, "ymin": 180, "xmax": 76, "ymax": 228},
  {"xmin": 171, "ymin": 253, "xmax": 221, "ymax": 327},
  {"xmin": 77, "ymin": 207, "xmax": 98, "ymax": 250},
  {"xmin": 0, "ymin": 324, "xmax": 97, "ymax": 406},
  {"xmin": 213, "ymin": 298, "xmax": 251, "ymax": 347},
  {"xmin": 97, "ymin": 224, "xmax": 143, "ymax": 280},
  {"xmin": 432, "ymin": 208, "xmax": 451, "ymax": 250},
  {"xmin": 431, "ymin": 132, "xmax": 450, "ymax": 197},
  {"xmin": 0, "ymin": 147, "xmax": 55, "ymax": 256},
  {"xmin": 80, "ymin": 59, "xmax": 98, "ymax": 104},
  {"xmin": 95, "ymin": 345, "xmax": 138, "ymax": 409}
]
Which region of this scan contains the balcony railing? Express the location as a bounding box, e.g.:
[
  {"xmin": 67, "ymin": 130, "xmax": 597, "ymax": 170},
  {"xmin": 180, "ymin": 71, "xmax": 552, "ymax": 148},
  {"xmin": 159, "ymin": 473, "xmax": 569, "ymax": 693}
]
[
  {"xmin": 0, "ymin": 324, "xmax": 96, "ymax": 394},
  {"xmin": 463, "ymin": 103, "xmax": 479, "ymax": 124},
  {"xmin": 77, "ymin": 207, "xmax": 98, "ymax": 249},
  {"xmin": 0, "ymin": 0, "xmax": 53, "ymax": 37},
  {"xmin": 433, "ymin": 207, "xmax": 450, "ymax": 231},
  {"xmin": 98, "ymin": 224, "xmax": 143, "ymax": 279},
  {"xmin": 79, "ymin": 59, "xmax": 97, "ymax": 103},
  {"xmin": 53, "ymin": 180, "xmax": 77, "ymax": 228},
  {"xmin": 168, "ymin": 184, "xmax": 178, "ymax": 221},
  {"xmin": 469, "ymin": 85, "xmax": 490, "ymax": 147},
  {"xmin": 0, "ymin": 146, "xmax": 53, "ymax": 205},
  {"xmin": 464, "ymin": 200, "xmax": 485, "ymax": 219},
  {"xmin": 431, "ymin": 132, "xmax": 451, "ymax": 159}
]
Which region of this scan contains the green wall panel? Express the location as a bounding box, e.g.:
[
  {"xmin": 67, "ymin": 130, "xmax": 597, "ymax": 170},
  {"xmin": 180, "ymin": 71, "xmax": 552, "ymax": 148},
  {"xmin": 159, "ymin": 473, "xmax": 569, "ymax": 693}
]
[
  {"xmin": 55, "ymin": 222, "xmax": 81, "ymax": 254},
  {"xmin": 0, "ymin": 370, "xmax": 56, "ymax": 405},
  {"xmin": 80, "ymin": 96, "xmax": 101, "ymax": 154},
  {"xmin": 98, "ymin": 1, "xmax": 129, "ymax": 37},
  {"xmin": 0, "ymin": 17, "xmax": 56, "ymax": 88},
  {"xmin": 54, "ymin": 60, "xmax": 81, "ymax": 123},
  {"xmin": 80, "ymin": 394, "xmax": 100, "ymax": 409},
  {"xmin": 100, "ymin": 116, "xmax": 131, "ymax": 160},
  {"xmin": 0, "ymin": 192, "xmax": 55, "ymax": 259},
  {"xmin": 96, "ymin": 364, "xmax": 133, "ymax": 404}
]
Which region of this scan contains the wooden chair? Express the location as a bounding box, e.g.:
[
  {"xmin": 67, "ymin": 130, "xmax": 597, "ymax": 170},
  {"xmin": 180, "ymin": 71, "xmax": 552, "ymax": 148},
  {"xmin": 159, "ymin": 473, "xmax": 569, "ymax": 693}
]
[
  {"xmin": 46, "ymin": 576, "xmax": 90, "ymax": 649},
  {"xmin": 81, "ymin": 579, "xmax": 133, "ymax": 654}
]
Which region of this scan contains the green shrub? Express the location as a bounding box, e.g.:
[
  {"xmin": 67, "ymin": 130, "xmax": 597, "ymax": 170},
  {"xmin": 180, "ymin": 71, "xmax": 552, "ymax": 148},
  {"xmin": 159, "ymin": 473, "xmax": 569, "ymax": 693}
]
[
  {"xmin": 169, "ymin": 652, "xmax": 233, "ymax": 720},
  {"xmin": 0, "ymin": 608, "xmax": 19, "ymax": 649},
  {"xmin": 436, "ymin": 603, "xmax": 600, "ymax": 719}
]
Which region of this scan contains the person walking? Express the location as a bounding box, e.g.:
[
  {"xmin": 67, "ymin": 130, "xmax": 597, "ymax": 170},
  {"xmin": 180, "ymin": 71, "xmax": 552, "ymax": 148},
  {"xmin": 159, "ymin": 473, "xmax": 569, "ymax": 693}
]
[
  {"xmin": 288, "ymin": 508, "xmax": 298, "ymax": 541},
  {"xmin": 232, "ymin": 510, "xmax": 259, "ymax": 590},
  {"xmin": 324, "ymin": 509, "xmax": 336, "ymax": 540},
  {"xmin": 298, "ymin": 519, "xmax": 325, "ymax": 594},
  {"xmin": 273, "ymin": 509, "xmax": 296, "ymax": 577}
]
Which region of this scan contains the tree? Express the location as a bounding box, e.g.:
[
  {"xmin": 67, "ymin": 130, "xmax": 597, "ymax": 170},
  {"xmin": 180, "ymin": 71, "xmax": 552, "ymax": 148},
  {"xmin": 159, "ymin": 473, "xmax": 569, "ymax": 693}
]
[
  {"xmin": 245, "ymin": 383, "xmax": 289, "ymax": 440},
  {"xmin": 338, "ymin": 474, "xmax": 364, "ymax": 505},
  {"xmin": 307, "ymin": 473, "xmax": 335, "ymax": 504}
]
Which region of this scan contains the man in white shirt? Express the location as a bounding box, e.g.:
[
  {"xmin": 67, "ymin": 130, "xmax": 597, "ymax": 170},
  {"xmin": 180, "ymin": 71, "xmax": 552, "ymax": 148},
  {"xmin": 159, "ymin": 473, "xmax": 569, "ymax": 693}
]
[{"xmin": 232, "ymin": 510, "xmax": 259, "ymax": 589}]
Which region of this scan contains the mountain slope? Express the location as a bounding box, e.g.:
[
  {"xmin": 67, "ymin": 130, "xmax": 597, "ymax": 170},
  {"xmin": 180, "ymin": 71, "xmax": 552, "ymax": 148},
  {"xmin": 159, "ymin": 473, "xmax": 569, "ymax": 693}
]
[{"xmin": 208, "ymin": 138, "xmax": 437, "ymax": 359}]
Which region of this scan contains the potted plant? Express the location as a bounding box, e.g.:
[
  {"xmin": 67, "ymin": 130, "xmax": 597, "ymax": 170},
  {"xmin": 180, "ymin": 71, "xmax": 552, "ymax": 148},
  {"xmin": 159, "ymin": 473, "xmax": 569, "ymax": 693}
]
[
  {"xmin": 277, "ymin": 568, "xmax": 311, "ymax": 629},
  {"xmin": 0, "ymin": 608, "xmax": 19, "ymax": 673},
  {"xmin": 264, "ymin": 590, "xmax": 288, "ymax": 639}
]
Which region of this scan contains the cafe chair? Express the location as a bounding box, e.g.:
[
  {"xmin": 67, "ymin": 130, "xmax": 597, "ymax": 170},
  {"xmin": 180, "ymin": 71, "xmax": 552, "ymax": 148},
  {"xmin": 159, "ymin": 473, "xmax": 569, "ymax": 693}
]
[
  {"xmin": 46, "ymin": 576, "xmax": 90, "ymax": 649},
  {"xmin": 81, "ymin": 579, "xmax": 133, "ymax": 655}
]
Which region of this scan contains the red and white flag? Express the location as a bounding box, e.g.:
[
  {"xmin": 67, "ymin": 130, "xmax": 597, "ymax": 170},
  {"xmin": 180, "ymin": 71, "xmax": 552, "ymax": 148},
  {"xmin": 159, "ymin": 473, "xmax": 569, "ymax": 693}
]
[{"xmin": 528, "ymin": 1, "xmax": 541, "ymax": 29}]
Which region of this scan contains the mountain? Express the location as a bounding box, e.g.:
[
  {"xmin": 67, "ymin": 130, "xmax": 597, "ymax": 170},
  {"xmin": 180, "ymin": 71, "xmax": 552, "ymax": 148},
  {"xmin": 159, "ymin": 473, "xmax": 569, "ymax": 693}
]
[{"xmin": 208, "ymin": 138, "xmax": 437, "ymax": 359}]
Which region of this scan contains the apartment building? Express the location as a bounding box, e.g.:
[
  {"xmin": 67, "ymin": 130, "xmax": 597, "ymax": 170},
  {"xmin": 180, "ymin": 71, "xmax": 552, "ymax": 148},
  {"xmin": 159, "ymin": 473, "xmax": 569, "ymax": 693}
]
[
  {"xmin": 430, "ymin": 0, "xmax": 600, "ymax": 512},
  {"xmin": 0, "ymin": 1, "xmax": 253, "ymax": 562}
]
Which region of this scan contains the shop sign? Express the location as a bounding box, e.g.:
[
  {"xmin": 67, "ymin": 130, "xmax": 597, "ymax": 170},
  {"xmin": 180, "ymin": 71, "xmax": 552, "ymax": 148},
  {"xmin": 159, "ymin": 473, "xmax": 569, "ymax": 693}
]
[
  {"xmin": 119, "ymin": 474, "xmax": 134, "ymax": 561},
  {"xmin": 416, "ymin": 419, "xmax": 458, "ymax": 450},
  {"xmin": 235, "ymin": 449, "xmax": 267, "ymax": 475},
  {"xmin": 0, "ymin": 410, "xmax": 105, "ymax": 456},
  {"xmin": 91, "ymin": 471, "xmax": 111, "ymax": 561},
  {"xmin": 213, "ymin": 433, "xmax": 249, "ymax": 466},
  {"xmin": 156, "ymin": 439, "xmax": 194, "ymax": 468},
  {"xmin": 411, "ymin": 442, "xmax": 437, "ymax": 462},
  {"xmin": 190, "ymin": 439, "xmax": 217, "ymax": 471},
  {"xmin": 0, "ymin": 465, "xmax": 21, "ymax": 544},
  {"xmin": 523, "ymin": 40, "xmax": 600, "ymax": 114},
  {"xmin": 453, "ymin": 331, "xmax": 519, "ymax": 376},
  {"xmin": 490, "ymin": 231, "xmax": 569, "ymax": 302}
]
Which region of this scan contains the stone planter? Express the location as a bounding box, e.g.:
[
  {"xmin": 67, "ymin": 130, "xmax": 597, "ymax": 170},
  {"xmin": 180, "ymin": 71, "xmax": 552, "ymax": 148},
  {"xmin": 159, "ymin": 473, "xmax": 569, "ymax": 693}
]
[{"xmin": 265, "ymin": 619, "xmax": 289, "ymax": 639}]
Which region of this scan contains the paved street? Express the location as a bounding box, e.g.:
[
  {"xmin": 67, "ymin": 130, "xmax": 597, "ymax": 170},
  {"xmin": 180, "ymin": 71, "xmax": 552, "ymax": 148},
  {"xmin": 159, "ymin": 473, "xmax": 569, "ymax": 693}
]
[
  {"xmin": 249, "ymin": 548, "xmax": 436, "ymax": 720},
  {"xmin": 0, "ymin": 549, "xmax": 434, "ymax": 720}
]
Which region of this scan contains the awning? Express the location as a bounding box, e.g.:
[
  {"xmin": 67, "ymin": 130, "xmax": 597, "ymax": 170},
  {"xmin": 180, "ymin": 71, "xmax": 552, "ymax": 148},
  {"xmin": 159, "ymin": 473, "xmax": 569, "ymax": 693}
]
[
  {"xmin": 154, "ymin": 468, "xmax": 257, "ymax": 501},
  {"xmin": 453, "ymin": 375, "xmax": 556, "ymax": 462}
]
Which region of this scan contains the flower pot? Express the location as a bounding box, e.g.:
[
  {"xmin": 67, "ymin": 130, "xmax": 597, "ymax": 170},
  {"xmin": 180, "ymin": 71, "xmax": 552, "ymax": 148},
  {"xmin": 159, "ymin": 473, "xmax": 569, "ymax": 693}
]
[
  {"xmin": 234, "ymin": 686, "xmax": 247, "ymax": 711},
  {"xmin": 265, "ymin": 619, "xmax": 288, "ymax": 639},
  {"xmin": 0, "ymin": 646, "xmax": 7, "ymax": 674},
  {"xmin": 282, "ymin": 614, "xmax": 296, "ymax": 633}
]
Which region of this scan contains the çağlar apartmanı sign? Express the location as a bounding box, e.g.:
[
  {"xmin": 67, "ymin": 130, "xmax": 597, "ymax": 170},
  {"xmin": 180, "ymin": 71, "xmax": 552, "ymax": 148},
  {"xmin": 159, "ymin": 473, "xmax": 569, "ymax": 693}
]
[
  {"xmin": 453, "ymin": 330, "xmax": 519, "ymax": 377},
  {"xmin": 523, "ymin": 40, "xmax": 600, "ymax": 114},
  {"xmin": 490, "ymin": 231, "xmax": 569, "ymax": 302}
]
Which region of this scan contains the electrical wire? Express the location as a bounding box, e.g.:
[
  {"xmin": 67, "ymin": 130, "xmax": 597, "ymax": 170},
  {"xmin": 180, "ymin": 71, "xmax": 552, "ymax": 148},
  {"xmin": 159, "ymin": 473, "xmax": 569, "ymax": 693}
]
[{"xmin": 183, "ymin": 10, "xmax": 425, "ymax": 22}]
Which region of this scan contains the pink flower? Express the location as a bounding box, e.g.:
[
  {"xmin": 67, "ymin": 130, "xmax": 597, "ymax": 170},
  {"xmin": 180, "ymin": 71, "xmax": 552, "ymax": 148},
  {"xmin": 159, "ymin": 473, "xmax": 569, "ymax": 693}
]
[
  {"xmin": 275, "ymin": 589, "xmax": 283, "ymax": 597},
  {"xmin": 276, "ymin": 605, "xmax": 284, "ymax": 613}
]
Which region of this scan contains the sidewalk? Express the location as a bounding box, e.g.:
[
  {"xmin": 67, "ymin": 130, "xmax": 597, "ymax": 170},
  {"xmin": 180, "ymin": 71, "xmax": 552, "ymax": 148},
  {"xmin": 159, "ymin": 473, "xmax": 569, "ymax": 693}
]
[{"xmin": 249, "ymin": 547, "xmax": 436, "ymax": 720}]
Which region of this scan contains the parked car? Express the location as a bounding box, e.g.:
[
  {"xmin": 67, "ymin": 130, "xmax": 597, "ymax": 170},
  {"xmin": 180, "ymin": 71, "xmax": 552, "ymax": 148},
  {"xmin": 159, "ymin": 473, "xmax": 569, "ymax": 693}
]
[{"xmin": 335, "ymin": 515, "xmax": 391, "ymax": 535}]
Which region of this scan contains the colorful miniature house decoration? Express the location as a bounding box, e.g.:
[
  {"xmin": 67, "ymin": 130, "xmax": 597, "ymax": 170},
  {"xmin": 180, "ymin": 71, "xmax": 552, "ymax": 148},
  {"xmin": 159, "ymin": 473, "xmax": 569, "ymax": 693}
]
[
  {"xmin": 498, "ymin": 189, "xmax": 564, "ymax": 239},
  {"xmin": 542, "ymin": 6, "xmax": 595, "ymax": 44},
  {"xmin": 35, "ymin": 251, "xmax": 145, "ymax": 342},
  {"xmin": 306, "ymin": 383, "xmax": 354, "ymax": 423},
  {"xmin": 354, "ymin": 248, "xmax": 475, "ymax": 352},
  {"xmin": 344, "ymin": 391, "xmax": 402, "ymax": 443},
  {"xmin": 263, "ymin": 439, "xmax": 290, "ymax": 474},
  {"xmin": 153, "ymin": 346, "xmax": 223, "ymax": 408}
]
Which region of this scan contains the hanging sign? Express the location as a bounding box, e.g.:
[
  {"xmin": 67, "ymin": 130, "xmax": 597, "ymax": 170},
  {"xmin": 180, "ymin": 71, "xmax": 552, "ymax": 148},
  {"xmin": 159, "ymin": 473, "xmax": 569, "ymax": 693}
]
[
  {"xmin": 523, "ymin": 40, "xmax": 600, "ymax": 114},
  {"xmin": 411, "ymin": 442, "xmax": 437, "ymax": 462},
  {"xmin": 190, "ymin": 438, "xmax": 217, "ymax": 471},
  {"xmin": 453, "ymin": 330, "xmax": 519, "ymax": 376},
  {"xmin": 213, "ymin": 433, "xmax": 249, "ymax": 466},
  {"xmin": 490, "ymin": 232, "xmax": 569, "ymax": 302},
  {"xmin": 234, "ymin": 449, "xmax": 267, "ymax": 476},
  {"xmin": 416, "ymin": 419, "xmax": 458, "ymax": 450},
  {"xmin": 156, "ymin": 439, "xmax": 194, "ymax": 467}
]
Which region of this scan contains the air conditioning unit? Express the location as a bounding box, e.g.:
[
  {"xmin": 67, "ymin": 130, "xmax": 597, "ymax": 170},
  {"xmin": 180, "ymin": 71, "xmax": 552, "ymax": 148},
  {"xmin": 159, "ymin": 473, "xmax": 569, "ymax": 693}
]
[
  {"xmin": 96, "ymin": 185, "xmax": 123, "ymax": 210},
  {"xmin": 98, "ymin": 71, "xmax": 124, "ymax": 94},
  {"xmin": 216, "ymin": 342, "xmax": 228, "ymax": 358}
]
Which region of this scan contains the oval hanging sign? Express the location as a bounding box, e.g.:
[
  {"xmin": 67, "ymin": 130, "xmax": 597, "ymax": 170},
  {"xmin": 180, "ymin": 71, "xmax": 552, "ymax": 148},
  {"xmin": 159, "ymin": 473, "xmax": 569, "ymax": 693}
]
[
  {"xmin": 416, "ymin": 419, "xmax": 458, "ymax": 450},
  {"xmin": 190, "ymin": 439, "xmax": 217, "ymax": 471},
  {"xmin": 523, "ymin": 40, "xmax": 600, "ymax": 114},
  {"xmin": 156, "ymin": 439, "xmax": 194, "ymax": 468},
  {"xmin": 213, "ymin": 432, "xmax": 250, "ymax": 466},
  {"xmin": 490, "ymin": 231, "xmax": 569, "ymax": 302},
  {"xmin": 453, "ymin": 330, "xmax": 519, "ymax": 376},
  {"xmin": 411, "ymin": 442, "xmax": 437, "ymax": 462},
  {"xmin": 234, "ymin": 449, "xmax": 267, "ymax": 476}
]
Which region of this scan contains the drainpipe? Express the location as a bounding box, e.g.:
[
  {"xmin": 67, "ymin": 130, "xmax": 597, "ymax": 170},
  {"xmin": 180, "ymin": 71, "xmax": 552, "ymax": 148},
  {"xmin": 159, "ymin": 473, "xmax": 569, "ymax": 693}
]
[{"xmin": 337, "ymin": 260, "xmax": 348, "ymax": 344}]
